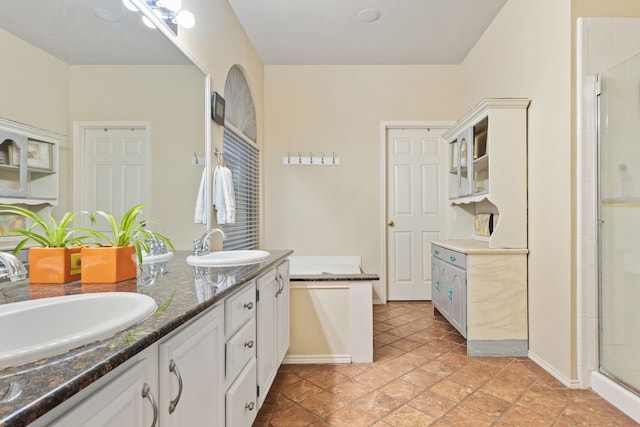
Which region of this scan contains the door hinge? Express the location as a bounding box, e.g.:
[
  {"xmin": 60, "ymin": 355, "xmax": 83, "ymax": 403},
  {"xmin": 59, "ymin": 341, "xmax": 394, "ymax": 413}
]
[
  {"xmin": 256, "ymin": 290, "xmax": 260, "ymax": 302},
  {"xmin": 257, "ymin": 385, "xmax": 260, "ymax": 397},
  {"xmin": 595, "ymin": 74, "xmax": 602, "ymax": 96}
]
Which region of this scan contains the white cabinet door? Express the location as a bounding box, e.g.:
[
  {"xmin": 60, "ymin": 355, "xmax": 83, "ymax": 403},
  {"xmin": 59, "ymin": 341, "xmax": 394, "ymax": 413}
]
[
  {"xmin": 50, "ymin": 352, "xmax": 158, "ymax": 427},
  {"xmin": 431, "ymin": 256, "xmax": 443, "ymax": 312},
  {"xmin": 275, "ymin": 261, "xmax": 290, "ymax": 365},
  {"xmin": 226, "ymin": 359, "xmax": 258, "ymax": 427},
  {"xmin": 256, "ymin": 268, "xmax": 277, "ymax": 408},
  {"xmin": 447, "ymin": 265, "xmax": 466, "ymax": 337},
  {"xmin": 158, "ymin": 304, "xmax": 225, "ymax": 427}
]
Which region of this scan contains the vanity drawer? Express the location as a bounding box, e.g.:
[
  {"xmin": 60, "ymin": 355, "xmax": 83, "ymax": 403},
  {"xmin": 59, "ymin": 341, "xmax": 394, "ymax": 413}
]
[
  {"xmin": 226, "ymin": 317, "xmax": 256, "ymax": 384},
  {"xmin": 225, "ymin": 281, "xmax": 256, "ymax": 336},
  {"xmin": 226, "ymin": 358, "xmax": 258, "ymax": 427},
  {"xmin": 432, "ymin": 244, "xmax": 467, "ymax": 269}
]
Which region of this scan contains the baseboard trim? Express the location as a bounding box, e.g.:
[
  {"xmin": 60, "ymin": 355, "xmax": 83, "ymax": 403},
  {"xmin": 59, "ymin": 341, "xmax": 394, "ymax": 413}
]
[
  {"xmin": 527, "ymin": 350, "xmax": 580, "ymax": 388},
  {"xmin": 283, "ymin": 354, "xmax": 351, "ymax": 364}
]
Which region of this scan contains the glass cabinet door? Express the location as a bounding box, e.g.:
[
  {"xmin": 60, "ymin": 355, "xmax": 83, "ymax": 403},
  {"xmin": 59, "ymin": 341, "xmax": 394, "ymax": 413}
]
[
  {"xmin": 0, "ymin": 130, "xmax": 27, "ymax": 198},
  {"xmin": 456, "ymin": 128, "xmax": 473, "ymax": 197}
]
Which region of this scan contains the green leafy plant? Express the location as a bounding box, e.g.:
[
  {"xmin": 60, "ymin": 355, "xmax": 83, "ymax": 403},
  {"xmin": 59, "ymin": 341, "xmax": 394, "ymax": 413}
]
[
  {"xmin": 0, "ymin": 204, "xmax": 87, "ymax": 255},
  {"xmin": 80, "ymin": 204, "xmax": 175, "ymax": 265}
]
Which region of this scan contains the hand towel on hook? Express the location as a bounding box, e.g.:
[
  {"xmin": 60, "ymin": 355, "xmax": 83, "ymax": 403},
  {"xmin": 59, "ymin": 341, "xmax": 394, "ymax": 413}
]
[
  {"xmin": 194, "ymin": 169, "xmax": 207, "ymax": 224},
  {"xmin": 213, "ymin": 165, "xmax": 236, "ymax": 225}
]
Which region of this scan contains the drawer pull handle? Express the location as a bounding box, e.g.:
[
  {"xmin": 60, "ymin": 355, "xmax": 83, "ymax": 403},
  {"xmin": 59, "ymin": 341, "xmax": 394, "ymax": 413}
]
[
  {"xmin": 244, "ymin": 301, "xmax": 254, "ymax": 310},
  {"xmin": 435, "ymin": 281, "xmax": 440, "ymax": 291},
  {"xmin": 449, "ymin": 256, "xmax": 456, "ymax": 262},
  {"xmin": 142, "ymin": 383, "xmax": 158, "ymax": 427},
  {"xmin": 245, "ymin": 401, "xmax": 255, "ymax": 411},
  {"xmin": 244, "ymin": 340, "xmax": 254, "ymax": 349},
  {"xmin": 168, "ymin": 360, "xmax": 183, "ymax": 414},
  {"xmin": 448, "ymin": 289, "xmax": 453, "ymax": 301},
  {"xmin": 434, "ymin": 249, "xmax": 440, "ymax": 255}
]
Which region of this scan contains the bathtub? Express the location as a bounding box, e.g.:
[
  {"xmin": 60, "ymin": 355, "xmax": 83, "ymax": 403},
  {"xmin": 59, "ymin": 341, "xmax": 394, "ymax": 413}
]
[{"xmin": 285, "ymin": 256, "xmax": 377, "ymax": 364}]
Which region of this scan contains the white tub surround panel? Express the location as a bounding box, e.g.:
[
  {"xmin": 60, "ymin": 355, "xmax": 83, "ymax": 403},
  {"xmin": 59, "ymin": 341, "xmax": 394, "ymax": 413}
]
[{"xmin": 286, "ymin": 256, "xmax": 375, "ymax": 364}]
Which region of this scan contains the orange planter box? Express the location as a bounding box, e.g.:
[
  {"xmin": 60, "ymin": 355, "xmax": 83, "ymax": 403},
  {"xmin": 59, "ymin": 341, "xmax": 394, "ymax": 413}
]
[
  {"xmin": 28, "ymin": 247, "xmax": 82, "ymax": 284},
  {"xmin": 81, "ymin": 246, "xmax": 137, "ymax": 283}
]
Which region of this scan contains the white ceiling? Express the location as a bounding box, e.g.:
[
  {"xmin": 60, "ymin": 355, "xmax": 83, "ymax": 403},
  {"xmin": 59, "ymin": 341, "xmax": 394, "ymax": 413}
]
[
  {"xmin": 0, "ymin": 0, "xmax": 190, "ymax": 65},
  {"xmin": 226, "ymin": 0, "xmax": 508, "ymax": 65},
  {"xmin": 0, "ymin": 0, "xmax": 507, "ymax": 66}
]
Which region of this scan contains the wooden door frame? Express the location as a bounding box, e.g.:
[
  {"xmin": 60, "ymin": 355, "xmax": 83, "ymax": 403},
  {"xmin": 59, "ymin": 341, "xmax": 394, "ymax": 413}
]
[
  {"xmin": 379, "ymin": 121, "xmax": 453, "ymax": 304},
  {"xmin": 73, "ymin": 121, "xmax": 152, "ymax": 217}
]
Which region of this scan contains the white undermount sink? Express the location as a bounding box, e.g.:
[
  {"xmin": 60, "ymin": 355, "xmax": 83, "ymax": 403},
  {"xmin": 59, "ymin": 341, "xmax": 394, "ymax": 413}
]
[
  {"xmin": 0, "ymin": 292, "xmax": 157, "ymax": 369},
  {"xmin": 186, "ymin": 250, "xmax": 270, "ymax": 267}
]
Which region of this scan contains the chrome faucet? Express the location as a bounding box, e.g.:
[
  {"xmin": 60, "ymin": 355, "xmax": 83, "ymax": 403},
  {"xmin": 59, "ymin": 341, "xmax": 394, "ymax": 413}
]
[
  {"xmin": 193, "ymin": 228, "xmax": 226, "ymax": 256},
  {"xmin": 143, "ymin": 234, "xmax": 167, "ymax": 255},
  {"xmin": 0, "ymin": 252, "xmax": 28, "ymax": 282}
]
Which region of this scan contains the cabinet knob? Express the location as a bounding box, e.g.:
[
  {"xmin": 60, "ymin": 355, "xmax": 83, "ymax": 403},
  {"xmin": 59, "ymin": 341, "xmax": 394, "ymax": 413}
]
[
  {"xmin": 448, "ymin": 288, "xmax": 453, "ymax": 301},
  {"xmin": 244, "ymin": 301, "xmax": 254, "ymax": 310},
  {"xmin": 434, "ymin": 249, "xmax": 440, "ymax": 255},
  {"xmin": 435, "ymin": 280, "xmax": 440, "ymax": 291},
  {"xmin": 449, "ymin": 256, "xmax": 456, "ymax": 262},
  {"xmin": 245, "ymin": 401, "xmax": 255, "ymax": 411},
  {"xmin": 387, "ymin": 220, "xmax": 395, "ymax": 227},
  {"xmin": 244, "ymin": 340, "xmax": 254, "ymax": 349}
]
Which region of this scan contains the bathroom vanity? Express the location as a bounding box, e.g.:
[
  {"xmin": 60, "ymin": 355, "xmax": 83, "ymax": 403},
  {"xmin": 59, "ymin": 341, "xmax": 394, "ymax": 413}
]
[
  {"xmin": 0, "ymin": 250, "xmax": 291, "ymax": 427},
  {"xmin": 433, "ymin": 98, "xmax": 530, "ymax": 357}
]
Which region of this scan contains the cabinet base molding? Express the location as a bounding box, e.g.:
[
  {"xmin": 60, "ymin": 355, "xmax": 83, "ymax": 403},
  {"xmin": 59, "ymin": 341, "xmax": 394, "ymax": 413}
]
[
  {"xmin": 467, "ymin": 339, "xmax": 528, "ymax": 357},
  {"xmin": 283, "ymin": 354, "xmax": 351, "ymax": 365}
]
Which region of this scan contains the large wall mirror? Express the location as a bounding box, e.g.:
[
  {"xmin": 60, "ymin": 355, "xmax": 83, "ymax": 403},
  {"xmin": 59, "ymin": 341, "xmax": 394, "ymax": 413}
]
[{"xmin": 0, "ymin": 0, "xmax": 211, "ymax": 250}]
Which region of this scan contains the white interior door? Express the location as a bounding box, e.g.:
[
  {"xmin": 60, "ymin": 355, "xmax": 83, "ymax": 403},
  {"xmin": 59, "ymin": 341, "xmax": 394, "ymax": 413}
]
[
  {"xmin": 386, "ymin": 127, "xmax": 446, "ymax": 301},
  {"xmin": 75, "ymin": 124, "xmax": 149, "ymax": 232}
]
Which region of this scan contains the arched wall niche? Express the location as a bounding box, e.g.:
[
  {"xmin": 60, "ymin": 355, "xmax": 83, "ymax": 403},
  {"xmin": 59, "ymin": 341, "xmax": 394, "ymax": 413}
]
[{"xmin": 223, "ymin": 65, "xmax": 257, "ymax": 142}]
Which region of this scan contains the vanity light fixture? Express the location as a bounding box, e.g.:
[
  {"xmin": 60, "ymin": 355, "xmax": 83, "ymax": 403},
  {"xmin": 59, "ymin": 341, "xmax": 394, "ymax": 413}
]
[{"xmin": 122, "ymin": 0, "xmax": 195, "ymax": 33}]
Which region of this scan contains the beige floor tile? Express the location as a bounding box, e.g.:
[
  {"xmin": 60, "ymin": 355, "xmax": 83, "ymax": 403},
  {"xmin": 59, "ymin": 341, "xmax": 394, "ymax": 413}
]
[{"xmin": 254, "ymin": 302, "xmax": 636, "ymax": 427}]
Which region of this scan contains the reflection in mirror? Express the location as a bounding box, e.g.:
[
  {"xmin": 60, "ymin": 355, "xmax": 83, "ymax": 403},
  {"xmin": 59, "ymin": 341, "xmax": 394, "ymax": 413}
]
[{"xmin": 0, "ymin": 0, "xmax": 209, "ymax": 250}]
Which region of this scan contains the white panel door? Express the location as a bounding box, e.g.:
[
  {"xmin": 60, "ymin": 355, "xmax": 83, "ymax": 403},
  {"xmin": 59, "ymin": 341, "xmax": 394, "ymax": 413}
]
[
  {"xmin": 78, "ymin": 126, "xmax": 148, "ymax": 231},
  {"xmin": 387, "ymin": 127, "xmax": 446, "ymax": 300}
]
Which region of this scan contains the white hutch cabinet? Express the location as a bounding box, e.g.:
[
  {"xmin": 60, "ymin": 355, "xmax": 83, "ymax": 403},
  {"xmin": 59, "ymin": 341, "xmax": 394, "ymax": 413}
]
[
  {"xmin": 434, "ymin": 98, "xmax": 530, "ymax": 357},
  {"xmin": 0, "ymin": 118, "xmax": 60, "ymax": 252}
]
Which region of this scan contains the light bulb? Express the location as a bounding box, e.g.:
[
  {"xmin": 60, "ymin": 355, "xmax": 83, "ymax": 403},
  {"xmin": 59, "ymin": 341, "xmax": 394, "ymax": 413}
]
[
  {"xmin": 122, "ymin": 0, "xmax": 138, "ymax": 11},
  {"xmin": 157, "ymin": 0, "xmax": 181, "ymax": 12},
  {"xmin": 175, "ymin": 10, "xmax": 195, "ymax": 28}
]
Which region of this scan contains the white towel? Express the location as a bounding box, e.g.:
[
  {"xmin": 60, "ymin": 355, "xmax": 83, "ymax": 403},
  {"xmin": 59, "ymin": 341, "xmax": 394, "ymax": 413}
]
[
  {"xmin": 213, "ymin": 165, "xmax": 236, "ymax": 225},
  {"xmin": 194, "ymin": 169, "xmax": 207, "ymax": 224}
]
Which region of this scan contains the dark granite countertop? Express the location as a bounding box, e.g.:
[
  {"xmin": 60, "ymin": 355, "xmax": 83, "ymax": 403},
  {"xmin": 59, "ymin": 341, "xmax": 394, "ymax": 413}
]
[{"xmin": 0, "ymin": 249, "xmax": 292, "ymax": 426}]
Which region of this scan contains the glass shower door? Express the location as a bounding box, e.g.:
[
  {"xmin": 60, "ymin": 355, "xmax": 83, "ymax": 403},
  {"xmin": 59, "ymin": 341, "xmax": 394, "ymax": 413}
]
[{"xmin": 598, "ymin": 52, "xmax": 640, "ymax": 394}]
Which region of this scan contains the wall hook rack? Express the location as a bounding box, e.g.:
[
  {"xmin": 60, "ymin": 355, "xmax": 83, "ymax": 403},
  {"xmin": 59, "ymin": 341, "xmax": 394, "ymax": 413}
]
[{"xmin": 283, "ymin": 151, "xmax": 341, "ymax": 166}]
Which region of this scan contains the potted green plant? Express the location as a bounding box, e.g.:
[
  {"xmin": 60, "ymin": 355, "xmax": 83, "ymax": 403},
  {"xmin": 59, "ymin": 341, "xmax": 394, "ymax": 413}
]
[
  {"xmin": 79, "ymin": 204, "xmax": 174, "ymax": 283},
  {"xmin": 0, "ymin": 204, "xmax": 86, "ymax": 283}
]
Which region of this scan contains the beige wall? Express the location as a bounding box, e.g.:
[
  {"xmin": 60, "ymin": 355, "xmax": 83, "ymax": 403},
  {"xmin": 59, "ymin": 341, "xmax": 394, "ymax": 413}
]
[
  {"xmin": 69, "ymin": 65, "xmax": 204, "ymax": 250},
  {"xmin": 178, "ymin": 0, "xmax": 264, "ymax": 218},
  {"xmin": 462, "ymin": 0, "xmax": 575, "ymax": 381},
  {"xmin": 0, "ymin": 29, "xmax": 70, "ymax": 135},
  {"xmin": 263, "ymin": 65, "xmax": 459, "ymax": 300}
]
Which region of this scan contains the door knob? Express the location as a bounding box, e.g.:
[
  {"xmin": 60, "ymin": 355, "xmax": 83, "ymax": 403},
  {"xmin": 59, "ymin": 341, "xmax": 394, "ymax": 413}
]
[{"xmin": 387, "ymin": 220, "xmax": 395, "ymax": 227}]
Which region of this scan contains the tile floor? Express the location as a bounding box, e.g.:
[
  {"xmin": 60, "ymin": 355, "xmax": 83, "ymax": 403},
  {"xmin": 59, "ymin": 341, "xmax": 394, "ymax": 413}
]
[{"xmin": 253, "ymin": 301, "xmax": 638, "ymax": 426}]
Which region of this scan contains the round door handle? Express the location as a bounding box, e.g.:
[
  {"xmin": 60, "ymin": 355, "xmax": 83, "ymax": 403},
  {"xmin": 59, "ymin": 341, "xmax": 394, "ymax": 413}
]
[{"xmin": 387, "ymin": 220, "xmax": 395, "ymax": 227}]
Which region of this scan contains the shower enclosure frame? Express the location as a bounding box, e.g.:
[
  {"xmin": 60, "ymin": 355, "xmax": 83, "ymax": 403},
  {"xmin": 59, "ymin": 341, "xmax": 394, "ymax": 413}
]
[{"xmin": 577, "ymin": 17, "xmax": 640, "ymax": 422}]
